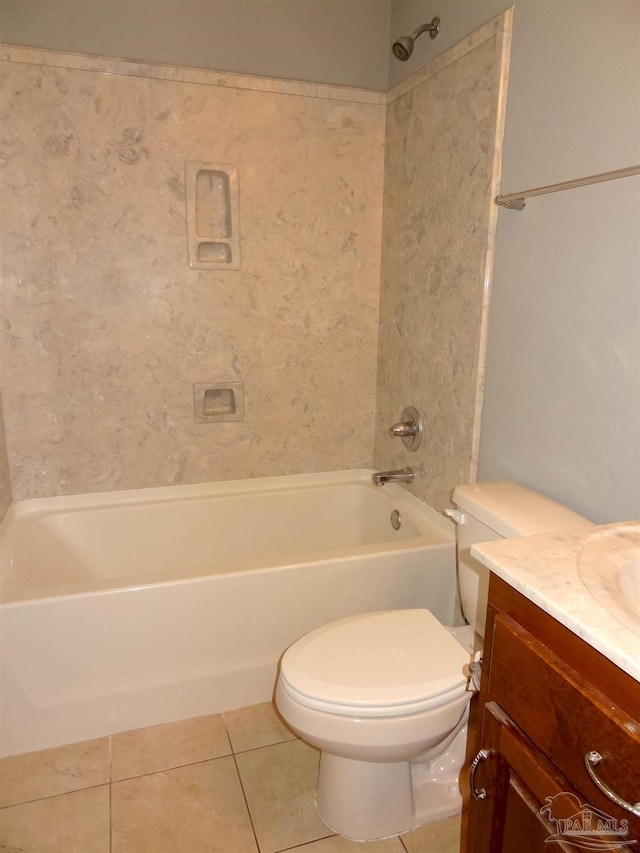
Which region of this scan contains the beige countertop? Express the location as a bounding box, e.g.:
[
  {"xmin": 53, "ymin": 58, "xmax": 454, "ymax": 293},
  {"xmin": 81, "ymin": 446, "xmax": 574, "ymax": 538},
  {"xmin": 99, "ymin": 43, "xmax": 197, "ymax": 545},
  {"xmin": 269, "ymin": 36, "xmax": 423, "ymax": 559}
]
[{"xmin": 471, "ymin": 523, "xmax": 640, "ymax": 683}]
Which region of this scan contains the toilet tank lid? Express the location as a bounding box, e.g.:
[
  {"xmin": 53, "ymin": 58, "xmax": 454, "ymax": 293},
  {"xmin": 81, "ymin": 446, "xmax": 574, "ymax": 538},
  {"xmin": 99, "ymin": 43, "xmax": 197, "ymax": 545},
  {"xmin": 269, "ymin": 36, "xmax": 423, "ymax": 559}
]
[{"xmin": 452, "ymin": 482, "xmax": 593, "ymax": 538}]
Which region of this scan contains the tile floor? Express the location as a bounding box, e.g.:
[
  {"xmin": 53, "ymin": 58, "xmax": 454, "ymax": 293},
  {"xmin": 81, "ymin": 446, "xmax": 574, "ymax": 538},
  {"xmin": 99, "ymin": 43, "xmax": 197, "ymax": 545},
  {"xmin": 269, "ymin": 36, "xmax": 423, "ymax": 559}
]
[{"xmin": 0, "ymin": 702, "xmax": 461, "ymax": 853}]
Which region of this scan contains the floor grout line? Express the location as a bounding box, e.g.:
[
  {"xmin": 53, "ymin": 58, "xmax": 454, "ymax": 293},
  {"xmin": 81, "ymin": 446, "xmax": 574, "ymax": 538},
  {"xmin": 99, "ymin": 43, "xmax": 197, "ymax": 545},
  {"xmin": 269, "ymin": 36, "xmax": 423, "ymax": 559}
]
[
  {"xmin": 109, "ymin": 734, "xmax": 299, "ymax": 785},
  {"xmin": 108, "ymin": 734, "xmax": 113, "ymax": 853},
  {"xmin": 108, "ymin": 780, "xmax": 113, "ymax": 853},
  {"xmin": 0, "ymin": 737, "xmax": 296, "ymax": 809},
  {"xmin": 230, "ymin": 749, "xmax": 262, "ymax": 853},
  {"xmin": 271, "ymin": 830, "xmax": 335, "ymax": 852},
  {"xmin": 229, "ymin": 735, "xmax": 299, "ymax": 756},
  {"xmin": 0, "ymin": 780, "xmax": 110, "ymax": 810},
  {"xmin": 109, "ymin": 752, "xmax": 233, "ymax": 785}
]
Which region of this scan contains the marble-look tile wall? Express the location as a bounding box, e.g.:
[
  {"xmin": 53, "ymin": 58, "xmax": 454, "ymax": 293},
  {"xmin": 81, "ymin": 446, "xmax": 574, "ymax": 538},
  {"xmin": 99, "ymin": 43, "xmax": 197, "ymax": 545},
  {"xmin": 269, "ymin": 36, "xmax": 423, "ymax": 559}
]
[
  {"xmin": 0, "ymin": 49, "xmax": 385, "ymax": 499},
  {"xmin": 373, "ymin": 16, "xmax": 511, "ymax": 510},
  {"xmin": 0, "ymin": 392, "xmax": 11, "ymax": 519}
]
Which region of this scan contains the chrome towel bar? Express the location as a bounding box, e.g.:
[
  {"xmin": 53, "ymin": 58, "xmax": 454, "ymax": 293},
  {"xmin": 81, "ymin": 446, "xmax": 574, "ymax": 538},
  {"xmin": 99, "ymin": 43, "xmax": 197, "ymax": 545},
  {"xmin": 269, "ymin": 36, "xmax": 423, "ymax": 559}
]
[{"xmin": 495, "ymin": 163, "xmax": 640, "ymax": 210}]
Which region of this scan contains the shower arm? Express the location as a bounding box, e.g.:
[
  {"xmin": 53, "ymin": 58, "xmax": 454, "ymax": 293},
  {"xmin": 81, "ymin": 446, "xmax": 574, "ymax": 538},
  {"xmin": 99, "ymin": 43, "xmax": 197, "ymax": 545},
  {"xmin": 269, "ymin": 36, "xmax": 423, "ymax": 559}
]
[
  {"xmin": 412, "ymin": 22, "xmax": 435, "ymax": 39},
  {"xmin": 411, "ymin": 17, "xmax": 440, "ymax": 41}
]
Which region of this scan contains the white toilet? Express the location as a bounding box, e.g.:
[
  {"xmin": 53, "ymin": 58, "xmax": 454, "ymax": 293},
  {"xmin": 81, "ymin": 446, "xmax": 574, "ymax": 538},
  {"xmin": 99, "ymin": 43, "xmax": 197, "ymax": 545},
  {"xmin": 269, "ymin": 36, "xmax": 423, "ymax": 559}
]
[{"xmin": 275, "ymin": 481, "xmax": 592, "ymax": 841}]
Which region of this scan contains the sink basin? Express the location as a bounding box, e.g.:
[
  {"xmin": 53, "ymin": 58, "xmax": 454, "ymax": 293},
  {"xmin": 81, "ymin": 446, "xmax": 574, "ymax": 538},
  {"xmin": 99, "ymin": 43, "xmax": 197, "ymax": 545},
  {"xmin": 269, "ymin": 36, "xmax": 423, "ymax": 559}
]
[{"xmin": 577, "ymin": 523, "xmax": 640, "ymax": 636}]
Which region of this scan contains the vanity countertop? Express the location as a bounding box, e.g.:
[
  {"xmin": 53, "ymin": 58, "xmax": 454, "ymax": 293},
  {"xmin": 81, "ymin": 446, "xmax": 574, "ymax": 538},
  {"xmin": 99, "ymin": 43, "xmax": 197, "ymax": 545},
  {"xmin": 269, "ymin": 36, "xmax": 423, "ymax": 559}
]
[{"xmin": 471, "ymin": 523, "xmax": 640, "ymax": 683}]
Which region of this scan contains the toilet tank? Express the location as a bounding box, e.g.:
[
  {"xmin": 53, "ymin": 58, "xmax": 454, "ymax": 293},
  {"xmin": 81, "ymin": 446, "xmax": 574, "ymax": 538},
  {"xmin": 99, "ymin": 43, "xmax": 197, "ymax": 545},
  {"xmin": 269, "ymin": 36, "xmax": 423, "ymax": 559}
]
[{"xmin": 451, "ymin": 482, "xmax": 593, "ymax": 639}]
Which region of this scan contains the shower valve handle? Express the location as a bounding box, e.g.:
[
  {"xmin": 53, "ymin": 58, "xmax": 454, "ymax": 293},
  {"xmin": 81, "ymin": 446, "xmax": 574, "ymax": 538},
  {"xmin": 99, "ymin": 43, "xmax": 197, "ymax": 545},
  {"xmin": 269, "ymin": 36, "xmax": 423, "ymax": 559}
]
[
  {"xmin": 389, "ymin": 422, "xmax": 418, "ymax": 437},
  {"xmin": 387, "ymin": 406, "xmax": 424, "ymax": 451}
]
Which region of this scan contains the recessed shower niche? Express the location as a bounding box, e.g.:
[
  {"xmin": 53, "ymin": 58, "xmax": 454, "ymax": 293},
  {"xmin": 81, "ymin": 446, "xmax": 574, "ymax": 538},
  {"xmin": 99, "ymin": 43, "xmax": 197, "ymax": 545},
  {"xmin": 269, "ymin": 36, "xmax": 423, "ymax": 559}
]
[{"xmin": 185, "ymin": 162, "xmax": 240, "ymax": 270}]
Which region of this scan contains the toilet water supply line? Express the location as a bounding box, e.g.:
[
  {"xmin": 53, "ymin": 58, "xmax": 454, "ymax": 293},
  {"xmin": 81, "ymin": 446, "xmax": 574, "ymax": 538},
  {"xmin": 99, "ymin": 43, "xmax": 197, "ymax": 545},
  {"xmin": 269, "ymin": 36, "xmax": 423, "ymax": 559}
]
[
  {"xmin": 443, "ymin": 506, "xmax": 483, "ymax": 693},
  {"xmin": 467, "ymin": 656, "xmax": 483, "ymax": 692}
]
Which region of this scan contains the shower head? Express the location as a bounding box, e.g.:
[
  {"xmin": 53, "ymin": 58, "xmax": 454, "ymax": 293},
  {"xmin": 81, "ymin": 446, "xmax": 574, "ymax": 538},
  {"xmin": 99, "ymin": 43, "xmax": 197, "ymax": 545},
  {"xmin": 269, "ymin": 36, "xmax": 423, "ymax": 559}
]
[
  {"xmin": 391, "ymin": 16, "xmax": 440, "ymax": 61},
  {"xmin": 392, "ymin": 36, "xmax": 414, "ymax": 62}
]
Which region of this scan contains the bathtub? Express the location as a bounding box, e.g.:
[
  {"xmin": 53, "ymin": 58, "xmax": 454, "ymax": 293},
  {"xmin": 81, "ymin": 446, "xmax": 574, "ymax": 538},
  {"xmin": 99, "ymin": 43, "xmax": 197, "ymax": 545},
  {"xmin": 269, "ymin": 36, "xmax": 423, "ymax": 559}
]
[{"xmin": 0, "ymin": 469, "xmax": 456, "ymax": 757}]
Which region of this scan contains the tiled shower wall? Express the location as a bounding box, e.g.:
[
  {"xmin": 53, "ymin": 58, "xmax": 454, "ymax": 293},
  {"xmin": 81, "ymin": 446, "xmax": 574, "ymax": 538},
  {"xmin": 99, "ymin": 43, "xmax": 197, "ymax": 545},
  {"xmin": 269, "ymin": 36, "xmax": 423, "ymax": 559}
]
[
  {"xmin": 374, "ymin": 18, "xmax": 510, "ymax": 510},
  {"xmin": 0, "ymin": 393, "xmax": 11, "ymax": 520},
  {"xmin": 0, "ymin": 51, "xmax": 385, "ymax": 500},
  {"xmin": 0, "ymin": 15, "xmax": 508, "ymax": 506}
]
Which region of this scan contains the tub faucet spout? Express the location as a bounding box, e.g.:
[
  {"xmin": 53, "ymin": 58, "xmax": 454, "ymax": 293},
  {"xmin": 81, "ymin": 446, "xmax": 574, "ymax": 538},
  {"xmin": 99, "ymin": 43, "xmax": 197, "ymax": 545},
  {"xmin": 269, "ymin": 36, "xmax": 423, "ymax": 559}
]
[{"xmin": 371, "ymin": 467, "xmax": 414, "ymax": 487}]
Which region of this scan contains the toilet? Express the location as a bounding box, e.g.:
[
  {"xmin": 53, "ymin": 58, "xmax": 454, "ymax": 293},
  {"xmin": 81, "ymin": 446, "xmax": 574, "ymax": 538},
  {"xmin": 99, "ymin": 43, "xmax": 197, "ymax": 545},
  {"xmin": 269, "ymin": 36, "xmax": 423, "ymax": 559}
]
[{"xmin": 275, "ymin": 481, "xmax": 592, "ymax": 841}]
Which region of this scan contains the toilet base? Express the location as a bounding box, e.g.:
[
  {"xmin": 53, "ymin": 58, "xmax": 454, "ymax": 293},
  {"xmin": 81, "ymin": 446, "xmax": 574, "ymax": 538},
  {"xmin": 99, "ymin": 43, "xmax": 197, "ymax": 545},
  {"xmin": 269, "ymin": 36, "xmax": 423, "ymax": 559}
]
[
  {"xmin": 410, "ymin": 720, "xmax": 468, "ymax": 826},
  {"xmin": 315, "ymin": 721, "xmax": 468, "ymax": 842},
  {"xmin": 316, "ymin": 753, "xmax": 416, "ymax": 841}
]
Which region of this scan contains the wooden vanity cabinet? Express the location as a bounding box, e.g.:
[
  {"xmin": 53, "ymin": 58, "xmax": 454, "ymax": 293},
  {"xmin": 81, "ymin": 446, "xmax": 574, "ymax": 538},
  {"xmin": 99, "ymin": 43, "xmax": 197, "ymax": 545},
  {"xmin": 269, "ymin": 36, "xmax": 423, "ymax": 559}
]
[{"xmin": 464, "ymin": 575, "xmax": 640, "ymax": 853}]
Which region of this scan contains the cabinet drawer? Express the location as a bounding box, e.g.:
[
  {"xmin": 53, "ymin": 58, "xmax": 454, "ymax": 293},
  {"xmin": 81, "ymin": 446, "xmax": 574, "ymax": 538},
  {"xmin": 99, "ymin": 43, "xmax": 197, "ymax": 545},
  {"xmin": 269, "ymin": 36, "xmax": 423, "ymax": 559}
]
[{"xmin": 488, "ymin": 613, "xmax": 640, "ymax": 832}]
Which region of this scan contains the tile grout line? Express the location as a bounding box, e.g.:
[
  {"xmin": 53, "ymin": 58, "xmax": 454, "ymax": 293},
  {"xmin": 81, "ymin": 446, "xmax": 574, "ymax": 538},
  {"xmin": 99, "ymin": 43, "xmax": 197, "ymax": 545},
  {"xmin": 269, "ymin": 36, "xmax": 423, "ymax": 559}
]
[
  {"xmin": 80, "ymin": 732, "xmax": 297, "ymax": 789},
  {"xmin": 223, "ymin": 725, "xmax": 334, "ymax": 853},
  {"xmin": 271, "ymin": 832, "xmax": 335, "ymax": 853},
  {"xmin": 228, "ymin": 734, "xmax": 338, "ymax": 853},
  {"xmin": 0, "ymin": 780, "xmax": 110, "ymax": 810},
  {"xmin": 224, "ymin": 718, "xmax": 265, "ymax": 852},
  {"xmin": 229, "ymin": 736, "xmax": 300, "ymax": 756},
  {"xmin": 0, "ymin": 745, "xmax": 301, "ymax": 811},
  {"xmin": 110, "ymin": 755, "xmax": 232, "ymax": 783},
  {"xmin": 108, "ymin": 735, "xmax": 113, "ymax": 853},
  {"xmin": 230, "ymin": 749, "xmax": 262, "ymax": 853}
]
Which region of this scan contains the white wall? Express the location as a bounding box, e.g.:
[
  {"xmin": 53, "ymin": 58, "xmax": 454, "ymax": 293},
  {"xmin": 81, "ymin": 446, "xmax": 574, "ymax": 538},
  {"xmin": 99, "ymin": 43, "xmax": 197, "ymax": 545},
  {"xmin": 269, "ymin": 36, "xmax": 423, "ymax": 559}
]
[
  {"xmin": 0, "ymin": 0, "xmax": 392, "ymax": 89},
  {"xmin": 393, "ymin": 0, "xmax": 640, "ymax": 523},
  {"xmin": 481, "ymin": 1, "xmax": 640, "ymax": 523}
]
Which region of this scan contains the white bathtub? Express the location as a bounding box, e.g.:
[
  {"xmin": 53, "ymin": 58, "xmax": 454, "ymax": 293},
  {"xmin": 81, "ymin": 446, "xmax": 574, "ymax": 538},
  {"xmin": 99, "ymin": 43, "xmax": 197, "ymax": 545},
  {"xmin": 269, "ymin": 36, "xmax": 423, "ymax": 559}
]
[{"xmin": 0, "ymin": 469, "xmax": 456, "ymax": 757}]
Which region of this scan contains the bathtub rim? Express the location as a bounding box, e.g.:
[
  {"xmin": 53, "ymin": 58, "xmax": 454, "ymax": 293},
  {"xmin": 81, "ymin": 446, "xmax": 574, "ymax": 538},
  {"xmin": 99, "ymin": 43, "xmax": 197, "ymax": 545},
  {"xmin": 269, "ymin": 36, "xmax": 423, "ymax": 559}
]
[
  {"xmin": 1, "ymin": 468, "xmax": 452, "ymax": 524},
  {"xmin": 0, "ymin": 469, "xmax": 455, "ymax": 606}
]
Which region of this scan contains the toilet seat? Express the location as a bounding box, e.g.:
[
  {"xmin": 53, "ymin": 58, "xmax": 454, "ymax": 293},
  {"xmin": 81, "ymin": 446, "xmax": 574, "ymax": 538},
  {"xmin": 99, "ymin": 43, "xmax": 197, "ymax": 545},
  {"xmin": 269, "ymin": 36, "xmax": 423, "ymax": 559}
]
[{"xmin": 279, "ymin": 609, "xmax": 470, "ymax": 718}]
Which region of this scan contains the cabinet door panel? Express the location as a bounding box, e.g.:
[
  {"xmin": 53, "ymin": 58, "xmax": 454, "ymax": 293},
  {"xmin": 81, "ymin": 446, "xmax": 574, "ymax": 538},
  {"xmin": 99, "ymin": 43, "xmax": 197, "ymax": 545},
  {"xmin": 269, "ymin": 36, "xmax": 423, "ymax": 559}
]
[
  {"xmin": 501, "ymin": 777, "xmax": 558, "ymax": 853},
  {"xmin": 500, "ymin": 716, "xmax": 637, "ymax": 852},
  {"xmin": 488, "ymin": 612, "xmax": 640, "ymax": 838}
]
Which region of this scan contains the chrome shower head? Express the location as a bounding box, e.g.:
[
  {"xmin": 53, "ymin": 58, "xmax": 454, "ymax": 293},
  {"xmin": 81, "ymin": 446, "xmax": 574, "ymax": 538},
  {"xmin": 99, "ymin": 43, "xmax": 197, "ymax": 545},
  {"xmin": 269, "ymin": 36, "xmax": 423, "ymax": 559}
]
[{"xmin": 391, "ymin": 16, "xmax": 440, "ymax": 61}]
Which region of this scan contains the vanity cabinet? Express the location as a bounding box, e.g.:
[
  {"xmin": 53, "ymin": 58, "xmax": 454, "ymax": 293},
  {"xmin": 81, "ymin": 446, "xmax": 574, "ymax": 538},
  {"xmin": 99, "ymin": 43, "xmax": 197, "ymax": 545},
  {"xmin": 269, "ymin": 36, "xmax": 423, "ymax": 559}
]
[{"xmin": 464, "ymin": 575, "xmax": 640, "ymax": 853}]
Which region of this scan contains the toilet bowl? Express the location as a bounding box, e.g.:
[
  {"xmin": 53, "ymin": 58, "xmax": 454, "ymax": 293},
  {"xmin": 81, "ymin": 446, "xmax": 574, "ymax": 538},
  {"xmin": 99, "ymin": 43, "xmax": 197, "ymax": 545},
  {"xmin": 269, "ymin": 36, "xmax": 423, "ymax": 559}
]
[
  {"xmin": 276, "ymin": 609, "xmax": 472, "ymax": 840},
  {"xmin": 275, "ymin": 481, "xmax": 593, "ymax": 841}
]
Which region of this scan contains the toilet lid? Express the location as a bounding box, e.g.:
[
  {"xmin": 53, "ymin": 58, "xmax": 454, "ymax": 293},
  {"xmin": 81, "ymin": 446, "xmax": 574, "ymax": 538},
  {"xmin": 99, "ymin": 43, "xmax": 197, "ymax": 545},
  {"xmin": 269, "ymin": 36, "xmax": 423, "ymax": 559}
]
[{"xmin": 279, "ymin": 609, "xmax": 470, "ymax": 717}]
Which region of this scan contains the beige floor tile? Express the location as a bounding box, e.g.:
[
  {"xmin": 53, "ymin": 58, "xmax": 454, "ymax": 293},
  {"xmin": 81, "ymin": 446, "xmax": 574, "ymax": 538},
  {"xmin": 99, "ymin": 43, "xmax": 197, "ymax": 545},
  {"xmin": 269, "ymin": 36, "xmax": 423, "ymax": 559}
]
[
  {"xmin": 0, "ymin": 785, "xmax": 110, "ymax": 852},
  {"xmin": 287, "ymin": 834, "xmax": 406, "ymax": 851},
  {"xmin": 111, "ymin": 712, "xmax": 231, "ymax": 781},
  {"xmin": 111, "ymin": 755, "xmax": 258, "ymax": 853},
  {"xmin": 0, "ymin": 737, "xmax": 110, "ymax": 808},
  {"xmin": 401, "ymin": 814, "xmax": 461, "ymax": 853},
  {"xmin": 223, "ymin": 701, "xmax": 297, "ymax": 753},
  {"xmin": 235, "ymin": 738, "xmax": 329, "ymax": 853}
]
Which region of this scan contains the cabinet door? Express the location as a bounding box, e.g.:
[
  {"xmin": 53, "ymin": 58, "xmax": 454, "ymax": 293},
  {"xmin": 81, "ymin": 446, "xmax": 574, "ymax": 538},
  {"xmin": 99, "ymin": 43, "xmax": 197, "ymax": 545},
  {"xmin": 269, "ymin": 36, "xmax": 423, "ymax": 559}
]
[
  {"xmin": 466, "ymin": 702, "xmax": 637, "ymax": 853},
  {"xmin": 466, "ymin": 702, "xmax": 558, "ymax": 853},
  {"xmin": 465, "ymin": 702, "xmax": 509, "ymax": 853}
]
